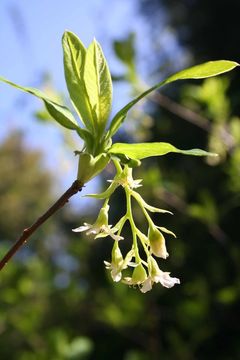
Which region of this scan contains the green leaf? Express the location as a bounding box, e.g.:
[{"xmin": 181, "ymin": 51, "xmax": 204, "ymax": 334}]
[
  {"xmin": 85, "ymin": 181, "xmax": 119, "ymax": 199},
  {"xmin": 0, "ymin": 76, "xmax": 79, "ymax": 130},
  {"xmin": 157, "ymin": 226, "xmax": 176, "ymax": 238},
  {"xmin": 108, "ymin": 142, "xmax": 217, "ymax": 159},
  {"xmin": 113, "ymin": 33, "xmax": 135, "ymax": 68},
  {"xmin": 107, "ymin": 60, "xmax": 239, "ymax": 138},
  {"xmin": 62, "ymin": 31, "xmax": 94, "ymax": 131},
  {"xmin": 131, "ymin": 190, "xmax": 173, "ymax": 214},
  {"xmin": 84, "ymin": 39, "xmax": 112, "ymax": 135}
]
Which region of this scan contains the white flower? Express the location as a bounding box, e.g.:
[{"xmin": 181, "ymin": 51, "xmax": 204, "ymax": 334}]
[
  {"xmin": 108, "ymin": 166, "xmax": 142, "ymax": 189},
  {"xmin": 104, "ymin": 260, "xmax": 122, "ymax": 282},
  {"xmin": 122, "ymin": 263, "xmax": 148, "ymax": 286},
  {"xmin": 73, "ymin": 223, "xmax": 123, "ymax": 241},
  {"xmin": 73, "ymin": 204, "xmax": 124, "ymax": 242},
  {"xmin": 140, "ymin": 257, "xmax": 180, "ymax": 293},
  {"xmin": 104, "ymin": 247, "xmax": 135, "ymax": 282},
  {"xmin": 73, "ymin": 222, "xmax": 101, "ymax": 235},
  {"xmin": 154, "ymin": 271, "xmax": 180, "ymax": 288},
  {"xmin": 95, "ymin": 225, "xmax": 124, "ymax": 241},
  {"xmin": 140, "ymin": 277, "xmax": 153, "ymax": 293}
]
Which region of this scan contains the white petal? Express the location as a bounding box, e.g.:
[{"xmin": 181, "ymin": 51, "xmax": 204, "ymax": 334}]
[
  {"xmin": 110, "ymin": 233, "xmax": 124, "ymax": 241},
  {"xmin": 131, "ymin": 179, "xmax": 143, "ymax": 189},
  {"xmin": 111, "ymin": 269, "xmax": 122, "ymax": 282},
  {"xmin": 86, "ymin": 227, "xmax": 100, "ymax": 235},
  {"xmin": 156, "ymin": 272, "xmax": 180, "ymax": 288},
  {"xmin": 72, "ymin": 223, "xmax": 91, "ymax": 232},
  {"xmin": 127, "ymin": 262, "xmax": 138, "ymax": 267},
  {"xmin": 104, "ymin": 261, "xmax": 111, "ymax": 269},
  {"xmin": 140, "ymin": 278, "xmax": 152, "ymax": 293}
]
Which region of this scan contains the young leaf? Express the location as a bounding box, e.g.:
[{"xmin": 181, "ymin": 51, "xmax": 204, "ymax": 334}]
[
  {"xmin": 107, "ymin": 60, "xmax": 239, "ymax": 138},
  {"xmin": 0, "ymin": 76, "xmax": 79, "ymax": 130},
  {"xmin": 84, "ymin": 39, "xmax": 112, "ymax": 135},
  {"xmin": 62, "ymin": 31, "xmax": 94, "ymax": 131},
  {"xmin": 108, "ymin": 142, "xmax": 217, "ymax": 159},
  {"xmin": 131, "ymin": 190, "xmax": 173, "ymax": 214},
  {"xmin": 85, "ymin": 181, "xmax": 119, "ymax": 199}
]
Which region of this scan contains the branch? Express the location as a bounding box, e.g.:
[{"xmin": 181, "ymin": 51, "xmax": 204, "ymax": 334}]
[
  {"xmin": 151, "ymin": 92, "xmax": 211, "ymax": 131},
  {"xmin": 137, "ymin": 80, "xmax": 211, "ymax": 131},
  {"xmin": 0, "ymin": 179, "xmax": 83, "ymax": 271}
]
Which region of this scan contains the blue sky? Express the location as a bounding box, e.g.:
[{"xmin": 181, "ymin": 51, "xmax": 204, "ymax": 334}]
[{"xmin": 0, "ymin": 0, "xmax": 186, "ymax": 211}]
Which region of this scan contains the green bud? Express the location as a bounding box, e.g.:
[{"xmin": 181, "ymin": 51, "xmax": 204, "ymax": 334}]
[
  {"xmin": 111, "ymin": 242, "xmax": 123, "ymax": 265},
  {"xmin": 110, "ymin": 153, "xmax": 141, "ymax": 167},
  {"xmin": 148, "ymin": 256, "xmax": 161, "ymax": 277},
  {"xmin": 132, "ymin": 264, "xmax": 148, "ymax": 284},
  {"xmin": 77, "ymin": 153, "xmax": 109, "ymax": 184},
  {"xmin": 95, "ymin": 204, "xmax": 109, "ymax": 227},
  {"xmin": 127, "ymin": 158, "xmax": 141, "ymax": 168},
  {"xmin": 148, "ymin": 225, "xmax": 169, "ymax": 259}
]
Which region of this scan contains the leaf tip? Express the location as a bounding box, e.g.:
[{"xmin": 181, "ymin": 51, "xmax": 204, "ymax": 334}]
[{"xmin": 62, "ymin": 29, "xmax": 70, "ymax": 39}]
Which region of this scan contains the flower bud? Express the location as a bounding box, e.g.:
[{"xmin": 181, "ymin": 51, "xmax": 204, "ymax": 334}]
[
  {"xmin": 148, "ymin": 225, "xmax": 169, "ymax": 259},
  {"xmin": 131, "ymin": 264, "xmax": 148, "ymax": 284},
  {"xmin": 148, "ymin": 256, "xmax": 161, "ymax": 276},
  {"xmin": 77, "ymin": 153, "xmax": 109, "ymax": 184},
  {"xmin": 111, "ymin": 242, "xmax": 123, "ymax": 265},
  {"xmin": 95, "ymin": 204, "xmax": 109, "ymax": 227}
]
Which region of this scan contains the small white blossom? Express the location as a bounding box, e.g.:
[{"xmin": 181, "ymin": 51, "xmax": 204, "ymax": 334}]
[
  {"xmin": 73, "ymin": 223, "xmax": 123, "ymax": 241},
  {"xmin": 73, "ymin": 204, "xmax": 123, "ymax": 241},
  {"xmin": 108, "ymin": 166, "xmax": 142, "ymax": 189},
  {"xmin": 73, "ymin": 222, "xmax": 101, "ymax": 235},
  {"xmin": 140, "ymin": 277, "xmax": 152, "ymax": 293},
  {"xmin": 104, "ymin": 260, "xmax": 122, "ymax": 282},
  {"xmin": 154, "ymin": 271, "xmax": 180, "ymax": 288},
  {"xmin": 122, "ymin": 263, "xmax": 148, "ymax": 286},
  {"xmin": 95, "ymin": 225, "xmax": 124, "ymax": 241},
  {"xmin": 140, "ymin": 257, "xmax": 180, "ymax": 293},
  {"xmin": 104, "ymin": 248, "xmax": 134, "ymax": 282}
]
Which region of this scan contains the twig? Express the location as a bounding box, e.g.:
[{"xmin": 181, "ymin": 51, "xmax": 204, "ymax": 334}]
[
  {"xmin": 151, "ymin": 92, "xmax": 211, "ymax": 131},
  {"xmin": 0, "ymin": 179, "xmax": 83, "ymax": 271},
  {"xmin": 137, "ymin": 79, "xmax": 212, "ymax": 131}
]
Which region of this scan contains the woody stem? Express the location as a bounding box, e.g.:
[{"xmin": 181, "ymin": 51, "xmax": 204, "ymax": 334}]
[{"xmin": 0, "ymin": 180, "xmax": 83, "ymax": 271}]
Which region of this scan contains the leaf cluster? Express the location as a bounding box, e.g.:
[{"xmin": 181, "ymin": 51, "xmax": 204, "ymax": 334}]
[{"xmin": 1, "ymin": 31, "xmax": 238, "ymax": 185}]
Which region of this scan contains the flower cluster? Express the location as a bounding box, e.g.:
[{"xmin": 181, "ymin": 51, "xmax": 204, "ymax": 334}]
[{"xmin": 73, "ymin": 161, "xmax": 180, "ymax": 293}]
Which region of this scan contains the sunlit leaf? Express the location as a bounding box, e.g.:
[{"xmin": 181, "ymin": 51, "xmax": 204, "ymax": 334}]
[
  {"xmin": 0, "ymin": 76, "xmax": 79, "ymax": 130},
  {"xmin": 107, "ymin": 60, "xmax": 239, "ymax": 138},
  {"xmin": 62, "ymin": 31, "xmax": 94, "ymax": 131},
  {"xmin": 109, "ymin": 142, "xmax": 217, "ymax": 159},
  {"xmin": 85, "ymin": 182, "xmax": 119, "ymax": 199},
  {"xmin": 84, "ymin": 39, "xmax": 112, "ymax": 135}
]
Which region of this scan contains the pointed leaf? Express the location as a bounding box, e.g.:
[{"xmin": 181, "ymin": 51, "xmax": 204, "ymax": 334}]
[
  {"xmin": 84, "ymin": 39, "xmax": 112, "ymax": 134},
  {"xmin": 157, "ymin": 227, "xmax": 177, "ymax": 238},
  {"xmin": 0, "ymin": 76, "xmax": 79, "ymax": 130},
  {"xmin": 85, "ymin": 181, "xmax": 119, "ymax": 199},
  {"xmin": 62, "ymin": 31, "xmax": 94, "ymax": 130},
  {"xmin": 109, "ymin": 142, "xmax": 217, "ymax": 159},
  {"xmin": 108, "ymin": 60, "xmax": 239, "ymax": 137},
  {"xmin": 131, "ymin": 190, "xmax": 173, "ymax": 214}
]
